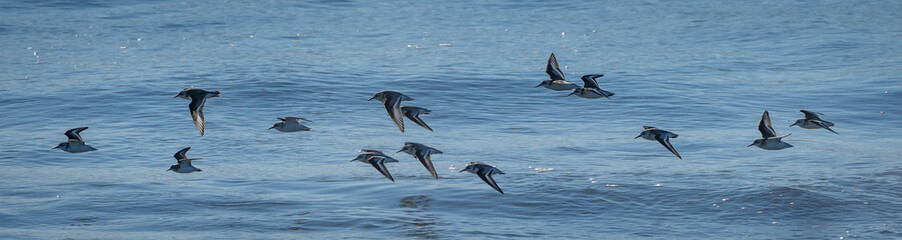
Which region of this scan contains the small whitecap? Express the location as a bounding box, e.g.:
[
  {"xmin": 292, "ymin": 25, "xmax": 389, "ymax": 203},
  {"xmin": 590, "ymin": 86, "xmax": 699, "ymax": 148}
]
[
  {"xmin": 722, "ymin": 198, "xmax": 729, "ymax": 202},
  {"xmin": 528, "ymin": 166, "xmax": 534, "ymax": 169},
  {"xmin": 863, "ymin": 202, "xmax": 870, "ymax": 205},
  {"xmin": 772, "ymin": 222, "xmax": 780, "ymax": 225},
  {"xmin": 654, "ymin": 183, "xmax": 663, "ymax": 187},
  {"xmin": 407, "ymin": 44, "xmax": 420, "ymax": 49},
  {"xmin": 756, "ymin": 211, "xmax": 763, "ymax": 214},
  {"xmin": 438, "ymin": 43, "xmax": 453, "ymax": 47},
  {"xmin": 588, "ymin": 178, "xmax": 595, "ymax": 181},
  {"xmin": 880, "ymin": 111, "xmax": 884, "ymax": 114},
  {"xmin": 120, "ymin": 46, "xmax": 127, "ymax": 49},
  {"xmin": 740, "ymin": 207, "xmax": 746, "ymax": 210},
  {"xmin": 561, "ymin": 32, "xmax": 566, "ymax": 37},
  {"xmin": 605, "ymin": 184, "xmax": 619, "ymax": 187},
  {"xmin": 789, "ymin": 202, "xmax": 794, "ymax": 205},
  {"xmin": 33, "ymin": 52, "xmax": 38, "ymax": 56},
  {"xmin": 137, "ymin": 38, "xmax": 142, "ymax": 41},
  {"xmin": 590, "ymin": 181, "xmax": 598, "ymax": 184},
  {"xmin": 592, "ymin": 30, "xmax": 597, "ymax": 33},
  {"xmin": 448, "ymin": 165, "xmax": 457, "ymax": 170},
  {"xmin": 249, "ymin": 35, "xmax": 255, "ymax": 38}
]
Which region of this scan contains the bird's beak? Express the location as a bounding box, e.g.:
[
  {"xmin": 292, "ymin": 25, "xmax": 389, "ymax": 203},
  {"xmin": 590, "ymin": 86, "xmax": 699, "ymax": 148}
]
[
  {"xmin": 367, "ymin": 96, "xmax": 376, "ymax": 101},
  {"xmin": 789, "ymin": 123, "xmax": 797, "ymax": 127},
  {"xmin": 566, "ymin": 92, "xmax": 575, "ymax": 96},
  {"xmin": 634, "ymin": 135, "xmax": 641, "ymax": 139},
  {"xmin": 459, "ymin": 169, "xmax": 466, "ymax": 173},
  {"xmin": 172, "ymin": 95, "xmax": 179, "ymax": 99},
  {"xmin": 52, "ymin": 146, "xmax": 59, "ymax": 149},
  {"xmin": 268, "ymin": 126, "xmax": 274, "ymax": 130},
  {"xmin": 396, "ymin": 149, "xmax": 404, "ymax": 153},
  {"xmin": 534, "ymin": 84, "xmax": 542, "ymax": 88},
  {"xmin": 747, "ymin": 143, "xmax": 754, "ymax": 147},
  {"xmin": 166, "ymin": 169, "xmax": 172, "ymax": 171}
]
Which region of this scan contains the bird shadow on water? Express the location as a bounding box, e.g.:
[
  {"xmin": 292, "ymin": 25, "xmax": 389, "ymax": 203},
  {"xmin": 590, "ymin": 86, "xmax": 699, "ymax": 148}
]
[{"xmin": 398, "ymin": 195, "xmax": 439, "ymax": 239}]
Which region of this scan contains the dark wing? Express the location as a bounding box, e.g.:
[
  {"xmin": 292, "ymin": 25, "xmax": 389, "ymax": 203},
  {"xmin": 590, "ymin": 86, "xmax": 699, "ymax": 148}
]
[
  {"xmin": 189, "ymin": 96, "xmax": 208, "ymax": 136},
  {"xmin": 812, "ymin": 120, "xmax": 839, "ymax": 134},
  {"xmin": 174, "ymin": 147, "xmax": 191, "ymax": 161},
  {"xmin": 758, "ymin": 110, "xmax": 777, "ymax": 139},
  {"xmin": 655, "ymin": 135, "xmax": 682, "ymax": 159},
  {"xmin": 545, "ymin": 53, "xmax": 566, "ymax": 80},
  {"xmin": 800, "ymin": 110, "xmax": 823, "ymax": 120},
  {"xmin": 477, "ymin": 168, "xmax": 504, "ymax": 194},
  {"xmin": 415, "ymin": 149, "xmax": 438, "ymax": 179},
  {"xmin": 580, "ymin": 74, "xmax": 603, "ymax": 89},
  {"xmin": 404, "ymin": 109, "xmax": 433, "ymax": 131},
  {"xmin": 65, "ymin": 127, "xmax": 89, "ymax": 141},
  {"xmin": 585, "ymin": 88, "xmax": 611, "ymax": 99},
  {"xmin": 367, "ymin": 156, "xmax": 395, "ymax": 182},
  {"xmin": 383, "ymin": 95, "xmax": 405, "ymax": 133}
]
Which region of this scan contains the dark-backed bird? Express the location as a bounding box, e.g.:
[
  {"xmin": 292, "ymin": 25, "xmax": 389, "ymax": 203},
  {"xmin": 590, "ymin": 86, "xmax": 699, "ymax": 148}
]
[{"xmin": 174, "ymin": 88, "xmax": 221, "ymax": 136}]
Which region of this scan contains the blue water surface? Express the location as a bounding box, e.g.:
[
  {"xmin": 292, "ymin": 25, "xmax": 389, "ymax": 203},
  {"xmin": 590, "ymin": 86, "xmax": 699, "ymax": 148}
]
[{"xmin": 1, "ymin": 0, "xmax": 901, "ymax": 239}]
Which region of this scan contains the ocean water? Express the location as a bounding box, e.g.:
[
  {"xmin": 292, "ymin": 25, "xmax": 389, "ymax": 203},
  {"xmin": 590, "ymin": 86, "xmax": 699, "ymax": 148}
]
[{"xmin": 1, "ymin": 0, "xmax": 901, "ymax": 239}]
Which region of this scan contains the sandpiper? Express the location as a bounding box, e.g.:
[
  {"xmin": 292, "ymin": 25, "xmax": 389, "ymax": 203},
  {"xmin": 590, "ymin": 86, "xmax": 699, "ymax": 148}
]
[
  {"xmin": 352, "ymin": 149, "xmax": 399, "ymax": 182},
  {"xmin": 168, "ymin": 147, "xmax": 202, "ymax": 173},
  {"xmin": 567, "ymin": 74, "xmax": 615, "ymax": 99},
  {"xmin": 635, "ymin": 126, "xmax": 682, "ymax": 159},
  {"xmin": 790, "ymin": 110, "xmax": 837, "ymax": 134},
  {"xmin": 174, "ymin": 88, "xmax": 221, "ymax": 136},
  {"xmin": 749, "ymin": 110, "xmax": 793, "ymax": 150},
  {"xmin": 401, "ymin": 106, "xmax": 433, "ymax": 132},
  {"xmin": 536, "ymin": 53, "xmax": 579, "ymax": 90},
  {"xmin": 53, "ymin": 127, "xmax": 97, "ymax": 153},
  {"xmin": 269, "ymin": 117, "xmax": 312, "ymax": 132},
  {"xmin": 368, "ymin": 91, "xmax": 413, "ymax": 133},
  {"xmin": 397, "ymin": 142, "xmax": 443, "ymax": 179},
  {"xmin": 460, "ymin": 162, "xmax": 506, "ymax": 194}
]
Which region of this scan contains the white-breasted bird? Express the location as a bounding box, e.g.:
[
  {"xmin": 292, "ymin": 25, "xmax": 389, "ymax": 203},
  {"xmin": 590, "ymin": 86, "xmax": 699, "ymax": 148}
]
[
  {"xmin": 635, "ymin": 126, "xmax": 682, "ymax": 159},
  {"xmin": 749, "ymin": 110, "xmax": 793, "ymax": 150},
  {"xmin": 536, "ymin": 53, "xmax": 579, "ymax": 91},
  {"xmin": 54, "ymin": 127, "xmax": 97, "ymax": 153},
  {"xmin": 790, "ymin": 110, "xmax": 837, "ymax": 134},
  {"xmin": 567, "ymin": 74, "xmax": 615, "ymax": 99},
  {"xmin": 269, "ymin": 117, "xmax": 312, "ymax": 132},
  {"xmin": 168, "ymin": 147, "xmax": 203, "ymax": 173}
]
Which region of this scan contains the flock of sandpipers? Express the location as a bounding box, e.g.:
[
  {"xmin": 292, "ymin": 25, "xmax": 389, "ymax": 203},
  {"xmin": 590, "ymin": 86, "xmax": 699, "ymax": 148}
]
[{"xmin": 52, "ymin": 53, "xmax": 838, "ymax": 194}]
